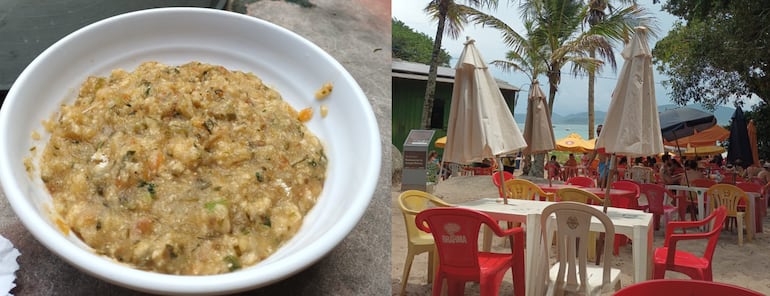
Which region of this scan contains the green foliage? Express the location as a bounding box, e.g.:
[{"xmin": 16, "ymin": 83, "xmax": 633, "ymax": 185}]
[
  {"xmin": 426, "ymin": 161, "xmax": 439, "ymax": 183},
  {"xmin": 653, "ymin": 0, "xmax": 770, "ymax": 107},
  {"xmin": 392, "ymin": 18, "xmax": 451, "ymax": 66}
]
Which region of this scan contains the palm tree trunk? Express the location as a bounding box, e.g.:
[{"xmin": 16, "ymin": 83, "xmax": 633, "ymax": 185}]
[
  {"xmin": 588, "ymin": 49, "xmax": 596, "ymax": 139},
  {"xmin": 420, "ymin": 1, "xmax": 449, "ymax": 129}
]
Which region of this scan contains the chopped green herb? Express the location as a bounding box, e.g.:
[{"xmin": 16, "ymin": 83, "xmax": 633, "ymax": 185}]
[
  {"xmin": 204, "ymin": 119, "xmax": 215, "ymax": 133},
  {"xmin": 224, "ymin": 255, "xmax": 241, "ymax": 271},
  {"xmin": 255, "ymin": 172, "xmax": 264, "ymax": 182},
  {"xmin": 261, "ymin": 215, "xmax": 271, "ymax": 227},
  {"xmin": 123, "ymin": 150, "xmax": 136, "ymax": 161},
  {"xmin": 205, "ymin": 200, "xmax": 226, "ymax": 211}
]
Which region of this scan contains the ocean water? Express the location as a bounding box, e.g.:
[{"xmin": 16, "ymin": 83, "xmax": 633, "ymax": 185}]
[{"xmin": 515, "ymin": 123, "xmax": 592, "ymax": 141}]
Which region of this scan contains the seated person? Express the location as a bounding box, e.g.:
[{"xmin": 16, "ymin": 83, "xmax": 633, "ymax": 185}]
[
  {"xmin": 562, "ymin": 153, "xmax": 579, "ymax": 179},
  {"xmin": 757, "ymin": 163, "xmax": 770, "ymax": 184},
  {"xmin": 680, "ymin": 160, "xmax": 705, "ymax": 185},
  {"xmin": 564, "ymin": 153, "xmax": 578, "ymax": 167}
]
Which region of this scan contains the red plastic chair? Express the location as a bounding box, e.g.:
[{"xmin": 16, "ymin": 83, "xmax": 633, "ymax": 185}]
[
  {"xmin": 566, "ymin": 176, "xmax": 596, "ymax": 187},
  {"xmin": 415, "ymin": 207, "xmax": 525, "ymax": 296},
  {"xmin": 491, "ymin": 171, "xmax": 515, "ymax": 197},
  {"xmin": 609, "ymin": 180, "xmax": 642, "ymax": 255},
  {"xmin": 639, "ymin": 183, "xmax": 678, "ymax": 231},
  {"xmin": 615, "ymin": 279, "xmax": 764, "ymax": 296},
  {"xmin": 653, "ymin": 206, "xmax": 727, "ymax": 281},
  {"xmin": 689, "ymin": 178, "xmax": 716, "ymax": 187}
]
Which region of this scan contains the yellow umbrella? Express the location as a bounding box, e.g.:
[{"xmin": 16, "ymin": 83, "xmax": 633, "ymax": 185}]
[
  {"xmin": 681, "ymin": 145, "xmax": 726, "ymax": 157},
  {"xmin": 434, "ymin": 136, "xmax": 446, "ymax": 148},
  {"xmin": 556, "ymin": 133, "xmax": 596, "ymax": 153}
]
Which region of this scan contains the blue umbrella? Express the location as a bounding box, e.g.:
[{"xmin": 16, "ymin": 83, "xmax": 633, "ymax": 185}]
[
  {"xmin": 727, "ymin": 106, "xmax": 753, "ymax": 169},
  {"xmin": 659, "ymin": 107, "xmax": 717, "ymax": 142}
]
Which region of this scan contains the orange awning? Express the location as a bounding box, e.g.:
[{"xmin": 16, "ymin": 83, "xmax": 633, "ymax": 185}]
[{"xmin": 663, "ymin": 125, "xmax": 729, "ymax": 147}]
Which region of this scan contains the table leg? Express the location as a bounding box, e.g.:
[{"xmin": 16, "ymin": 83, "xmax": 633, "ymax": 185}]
[
  {"xmin": 697, "ymin": 191, "xmax": 706, "ymax": 222},
  {"xmin": 632, "ymin": 223, "xmax": 653, "ymax": 282},
  {"xmin": 525, "ymin": 213, "xmax": 544, "ymax": 296}
]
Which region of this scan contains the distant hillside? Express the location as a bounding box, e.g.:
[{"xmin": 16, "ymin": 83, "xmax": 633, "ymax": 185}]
[{"xmin": 516, "ymin": 104, "xmax": 735, "ymax": 126}]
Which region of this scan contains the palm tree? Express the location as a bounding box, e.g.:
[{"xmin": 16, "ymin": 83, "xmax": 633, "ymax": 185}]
[
  {"xmin": 465, "ymin": 0, "xmax": 650, "ymax": 177},
  {"xmin": 583, "ymin": 1, "xmax": 653, "ymax": 138},
  {"xmin": 420, "ymin": 0, "xmax": 499, "ymax": 129},
  {"xmin": 465, "ymin": 0, "xmax": 606, "ymax": 177}
]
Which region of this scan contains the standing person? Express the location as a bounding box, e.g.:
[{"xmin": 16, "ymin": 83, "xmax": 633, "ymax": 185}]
[
  {"xmin": 546, "ymin": 155, "xmax": 562, "ymax": 180},
  {"xmin": 590, "ymin": 124, "xmax": 610, "ymax": 187}
]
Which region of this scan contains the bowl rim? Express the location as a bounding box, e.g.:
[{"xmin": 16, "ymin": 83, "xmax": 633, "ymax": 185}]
[{"xmin": 0, "ymin": 7, "xmax": 381, "ymax": 295}]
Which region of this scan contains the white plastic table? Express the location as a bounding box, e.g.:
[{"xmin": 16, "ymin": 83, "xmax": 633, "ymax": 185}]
[
  {"xmin": 665, "ymin": 185, "xmax": 758, "ymax": 235},
  {"xmin": 458, "ymin": 198, "xmax": 653, "ymax": 296}
]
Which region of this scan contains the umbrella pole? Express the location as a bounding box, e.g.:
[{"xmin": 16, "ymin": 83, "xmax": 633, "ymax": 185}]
[
  {"xmin": 602, "ymin": 154, "xmax": 616, "ymax": 213},
  {"xmin": 498, "ymin": 156, "xmax": 508, "ymax": 205},
  {"xmin": 674, "ymin": 134, "xmax": 697, "ymax": 220},
  {"xmin": 437, "ymin": 159, "xmax": 446, "ymax": 184}
]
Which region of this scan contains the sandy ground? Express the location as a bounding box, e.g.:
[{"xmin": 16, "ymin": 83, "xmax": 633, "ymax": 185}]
[{"xmin": 390, "ymin": 175, "xmax": 770, "ymax": 295}]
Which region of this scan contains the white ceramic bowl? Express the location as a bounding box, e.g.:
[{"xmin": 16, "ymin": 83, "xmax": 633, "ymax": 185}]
[{"xmin": 0, "ymin": 7, "xmax": 380, "ymax": 295}]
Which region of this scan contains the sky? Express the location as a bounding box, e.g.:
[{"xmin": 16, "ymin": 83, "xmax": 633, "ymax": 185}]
[{"xmin": 391, "ymin": 0, "xmax": 681, "ymax": 116}]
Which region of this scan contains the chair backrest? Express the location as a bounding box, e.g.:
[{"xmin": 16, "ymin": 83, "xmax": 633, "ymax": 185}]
[
  {"xmin": 491, "ymin": 170, "xmax": 515, "ymax": 187},
  {"xmin": 414, "ymin": 207, "xmax": 505, "ymax": 274},
  {"xmin": 611, "ymin": 180, "xmax": 641, "ymax": 209},
  {"xmin": 736, "ymin": 182, "xmax": 763, "ymax": 193},
  {"xmin": 706, "ymin": 184, "xmax": 748, "ymax": 217},
  {"xmin": 398, "ymin": 190, "xmax": 453, "ymax": 242},
  {"xmin": 492, "ymin": 171, "xmax": 515, "ymax": 197},
  {"xmin": 614, "ymin": 279, "xmax": 764, "ymax": 296},
  {"xmin": 638, "ymin": 183, "xmax": 670, "ymax": 215},
  {"xmin": 503, "ymin": 179, "xmax": 552, "ymax": 201},
  {"xmin": 690, "ymin": 178, "xmax": 717, "ymax": 188},
  {"xmin": 541, "ymin": 202, "xmax": 615, "ymax": 293},
  {"xmin": 628, "ymin": 166, "xmax": 654, "ymax": 183},
  {"xmin": 565, "ymin": 176, "xmax": 596, "ymax": 187},
  {"xmin": 556, "ymin": 187, "xmax": 604, "ymax": 205}
]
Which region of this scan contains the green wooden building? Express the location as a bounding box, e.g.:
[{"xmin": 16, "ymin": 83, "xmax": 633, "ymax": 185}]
[{"xmin": 392, "ymin": 60, "xmax": 521, "ymax": 153}]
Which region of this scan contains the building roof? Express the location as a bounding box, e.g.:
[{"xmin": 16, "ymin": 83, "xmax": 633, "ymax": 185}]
[{"xmin": 392, "ymin": 60, "xmax": 520, "ymax": 91}]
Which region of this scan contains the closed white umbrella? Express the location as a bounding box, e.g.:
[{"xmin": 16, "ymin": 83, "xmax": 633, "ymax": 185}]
[
  {"xmin": 523, "ymin": 80, "xmax": 556, "ymax": 184},
  {"xmin": 595, "ymin": 26, "xmax": 664, "ymax": 211},
  {"xmin": 443, "ymin": 38, "xmax": 527, "ymax": 204}
]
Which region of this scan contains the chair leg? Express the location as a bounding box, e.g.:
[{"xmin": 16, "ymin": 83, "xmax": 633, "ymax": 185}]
[
  {"xmin": 653, "ymin": 264, "xmax": 665, "ymax": 279},
  {"xmin": 737, "ymin": 215, "xmax": 744, "ymax": 246},
  {"xmin": 431, "ymin": 274, "xmax": 445, "ymax": 296},
  {"xmin": 482, "ymin": 226, "xmax": 493, "ymax": 251},
  {"xmin": 446, "ymin": 279, "xmax": 465, "ymax": 296},
  {"xmin": 401, "ymin": 251, "xmax": 416, "ymax": 296},
  {"xmin": 480, "ymin": 273, "xmax": 504, "ymax": 296},
  {"xmin": 427, "ymin": 249, "xmax": 435, "ymax": 284}
]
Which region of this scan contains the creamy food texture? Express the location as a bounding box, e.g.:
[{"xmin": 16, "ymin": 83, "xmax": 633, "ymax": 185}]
[{"xmin": 38, "ymin": 61, "xmax": 327, "ymax": 275}]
